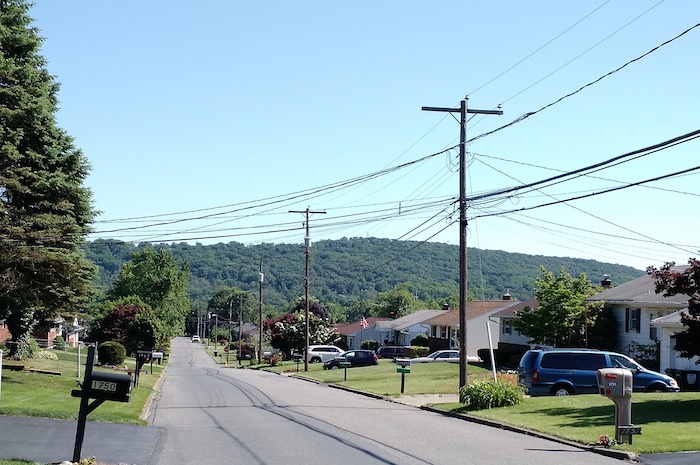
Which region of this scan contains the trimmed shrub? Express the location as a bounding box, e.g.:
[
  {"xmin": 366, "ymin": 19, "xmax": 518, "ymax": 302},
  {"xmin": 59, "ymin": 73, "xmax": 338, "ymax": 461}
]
[
  {"xmin": 36, "ymin": 350, "xmax": 59, "ymax": 360},
  {"xmin": 410, "ymin": 333, "xmax": 428, "ymax": 347},
  {"xmin": 459, "ymin": 379, "xmax": 525, "ymax": 410},
  {"xmin": 98, "ymin": 341, "xmax": 127, "ymax": 366},
  {"xmin": 53, "ymin": 336, "xmax": 66, "ymax": 350},
  {"xmin": 411, "ymin": 346, "xmax": 430, "ymax": 357},
  {"xmin": 361, "ymin": 339, "xmax": 379, "ymax": 351}
]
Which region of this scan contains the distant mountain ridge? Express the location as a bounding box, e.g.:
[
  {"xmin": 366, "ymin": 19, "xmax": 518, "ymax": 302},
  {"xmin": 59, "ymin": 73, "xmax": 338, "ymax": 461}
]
[{"xmin": 84, "ymin": 238, "xmax": 644, "ymax": 309}]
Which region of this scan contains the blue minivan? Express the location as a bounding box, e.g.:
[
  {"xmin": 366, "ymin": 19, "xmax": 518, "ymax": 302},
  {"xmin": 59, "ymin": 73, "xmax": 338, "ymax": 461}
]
[{"xmin": 517, "ymin": 348, "xmax": 680, "ymax": 396}]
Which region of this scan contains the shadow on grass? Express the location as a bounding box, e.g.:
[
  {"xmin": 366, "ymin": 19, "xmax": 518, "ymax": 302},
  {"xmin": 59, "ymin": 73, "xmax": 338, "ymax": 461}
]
[{"xmin": 534, "ymin": 398, "xmax": 700, "ymax": 428}]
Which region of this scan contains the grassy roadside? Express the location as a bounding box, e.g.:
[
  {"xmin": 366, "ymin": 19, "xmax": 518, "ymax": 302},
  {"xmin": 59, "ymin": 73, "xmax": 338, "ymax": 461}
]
[
  {"xmin": 444, "ymin": 392, "xmax": 700, "ymax": 454},
  {"xmin": 0, "ymin": 347, "xmax": 163, "ymax": 425}
]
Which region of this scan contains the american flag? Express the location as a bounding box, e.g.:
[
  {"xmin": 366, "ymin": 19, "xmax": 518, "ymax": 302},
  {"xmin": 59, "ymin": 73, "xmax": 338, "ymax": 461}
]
[{"xmin": 360, "ymin": 315, "xmax": 369, "ymax": 330}]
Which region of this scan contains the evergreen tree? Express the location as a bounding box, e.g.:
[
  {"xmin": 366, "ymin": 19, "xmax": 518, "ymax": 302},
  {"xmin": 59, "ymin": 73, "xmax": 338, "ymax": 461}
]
[{"xmin": 0, "ymin": 0, "xmax": 95, "ymax": 358}]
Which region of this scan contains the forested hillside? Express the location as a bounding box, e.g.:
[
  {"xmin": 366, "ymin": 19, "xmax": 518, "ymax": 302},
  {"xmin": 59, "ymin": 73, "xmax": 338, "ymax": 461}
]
[{"xmin": 84, "ymin": 238, "xmax": 644, "ymax": 312}]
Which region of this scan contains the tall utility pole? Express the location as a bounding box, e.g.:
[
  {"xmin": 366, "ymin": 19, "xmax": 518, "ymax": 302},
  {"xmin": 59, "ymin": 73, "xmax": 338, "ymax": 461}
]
[
  {"xmin": 258, "ymin": 257, "xmax": 264, "ymax": 365},
  {"xmin": 227, "ymin": 300, "xmax": 232, "ymax": 365},
  {"xmin": 422, "ymin": 97, "xmax": 502, "ymax": 389},
  {"xmin": 238, "ymin": 295, "xmax": 243, "ymax": 366},
  {"xmin": 289, "ymin": 207, "xmax": 326, "ymax": 371}
]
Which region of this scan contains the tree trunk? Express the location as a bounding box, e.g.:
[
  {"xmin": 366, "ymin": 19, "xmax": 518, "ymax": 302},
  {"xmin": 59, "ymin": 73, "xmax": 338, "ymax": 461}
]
[{"xmin": 6, "ymin": 309, "xmax": 35, "ymax": 359}]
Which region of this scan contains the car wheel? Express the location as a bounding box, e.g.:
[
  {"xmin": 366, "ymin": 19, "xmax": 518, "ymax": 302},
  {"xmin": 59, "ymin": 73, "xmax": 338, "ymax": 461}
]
[
  {"xmin": 552, "ymin": 385, "xmax": 573, "ymax": 396},
  {"xmin": 647, "ymin": 385, "xmax": 667, "ymax": 393},
  {"xmin": 331, "ymin": 366, "xmax": 339, "ymax": 370},
  {"xmin": 310, "ymin": 357, "xmax": 321, "ymax": 363}
]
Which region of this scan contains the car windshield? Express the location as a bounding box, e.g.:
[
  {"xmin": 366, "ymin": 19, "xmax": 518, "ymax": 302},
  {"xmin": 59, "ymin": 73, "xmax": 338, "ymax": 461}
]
[{"xmin": 610, "ymin": 354, "xmax": 641, "ymax": 370}]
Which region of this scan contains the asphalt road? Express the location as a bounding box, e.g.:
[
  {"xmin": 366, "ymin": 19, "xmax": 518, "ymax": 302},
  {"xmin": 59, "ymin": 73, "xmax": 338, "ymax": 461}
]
[{"xmin": 145, "ymin": 338, "xmax": 625, "ymax": 465}]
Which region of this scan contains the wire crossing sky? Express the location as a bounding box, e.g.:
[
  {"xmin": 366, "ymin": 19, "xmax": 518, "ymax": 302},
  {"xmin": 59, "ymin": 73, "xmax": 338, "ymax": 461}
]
[{"xmin": 30, "ymin": 0, "xmax": 700, "ymax": 271}]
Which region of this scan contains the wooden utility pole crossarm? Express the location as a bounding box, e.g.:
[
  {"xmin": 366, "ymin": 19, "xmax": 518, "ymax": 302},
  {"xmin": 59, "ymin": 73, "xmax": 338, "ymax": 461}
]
[{"xmin": 422, "ymin": 97, "xmax": 502, "ymax": 389}]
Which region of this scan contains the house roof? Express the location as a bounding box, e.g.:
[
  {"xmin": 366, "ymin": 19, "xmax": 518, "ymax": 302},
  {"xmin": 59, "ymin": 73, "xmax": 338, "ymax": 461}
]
[
  {"xmin": 374, "ymin": 309, "xmax": 447, "ymax": 331},
  {"xmin": 334, "ymin": 317, "xmax": 388, "ymax": 336},
  {"xmin": 587, "ymin": 273, "xmax": 690, "ymax": 307},
  {"xmin": 492, "ymin": 298, "xmax": 539, "ymax": 318},
  {"xmin": 651, "ymin": 310, "xmax": 686, "ymax": 327},
  {"xmin": 423, "ymin": 300, "xmax": 522, "ymax": 326}
]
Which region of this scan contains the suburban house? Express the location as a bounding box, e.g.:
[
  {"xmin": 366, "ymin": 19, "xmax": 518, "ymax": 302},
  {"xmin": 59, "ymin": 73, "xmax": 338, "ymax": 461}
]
[
  {"xmin": 492, "ymin": 297, "xmax": 539, "ymax": 360},
  {"xmin": 587, "ymin": 271, "xmax": 698, "ymax": 377},
  {"xmin": 423, "ymin": 298, "xmax": 525, "ymax": 361},
  {"xmin": 374, "ymin": 309, "xmax": 448, "ymax": 347},
  {"xmin": 334, "ymin": 317, "xmax": 388, "ymax": 350},
  {"xmin": 0, "ymin": 319, "xmax": 10, "ymax": 345}
]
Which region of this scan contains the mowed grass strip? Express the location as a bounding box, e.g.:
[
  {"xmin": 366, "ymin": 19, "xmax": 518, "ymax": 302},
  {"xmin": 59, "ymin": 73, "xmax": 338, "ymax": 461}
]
[
  {"xmin": 0, "ymin": 348, "xmax": 163, "ymax": 425},
  {"xmin": 276, "ymin": 359, "xmax": 491, "ymax": 396},
  {"xmin": 438, "ymin": 391, "xmax": 700, "ymax": 454}
]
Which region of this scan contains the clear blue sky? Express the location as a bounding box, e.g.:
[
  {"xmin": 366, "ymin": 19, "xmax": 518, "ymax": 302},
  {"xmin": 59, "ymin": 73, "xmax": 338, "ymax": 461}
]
[{"xmin": 29, "ymin": 1, "xmax": 700, "ymax": 274}]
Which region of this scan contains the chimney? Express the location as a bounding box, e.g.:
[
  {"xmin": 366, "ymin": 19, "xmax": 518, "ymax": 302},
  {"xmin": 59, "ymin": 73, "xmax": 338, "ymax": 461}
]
[
  {"xmin": 502, "ymin": 290, "xmax": 511, "ymax": 301},
  {"xmin": 601, "ymin": 274, "xmax": 612, "ymax": 289}
]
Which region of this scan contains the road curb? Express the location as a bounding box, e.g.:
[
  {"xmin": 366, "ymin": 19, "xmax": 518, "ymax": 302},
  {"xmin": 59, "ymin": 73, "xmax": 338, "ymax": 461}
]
[{"xmin": 417, "ymin": 404, "xmax": 637, "ymax": 462}]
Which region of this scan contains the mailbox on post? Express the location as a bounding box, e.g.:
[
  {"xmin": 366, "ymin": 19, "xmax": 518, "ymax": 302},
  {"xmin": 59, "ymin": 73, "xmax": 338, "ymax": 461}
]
[
  {"xmin": 85, "ymin": 371, "xmax": 132, "ymax": 402},
  {"xmin": 395, "ymin": 359, "xmax": 411, "ymax": 394},
  {"xmin": 71, "ymin": 345, "xmax": 133, "ymax": 462},
  {"xmin": 597, "ymin": 368, "xmax": 640, "ymax": 444}
]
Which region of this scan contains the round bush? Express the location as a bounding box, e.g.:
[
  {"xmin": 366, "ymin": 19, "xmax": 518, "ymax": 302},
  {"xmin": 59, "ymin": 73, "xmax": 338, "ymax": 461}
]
[
  {"xmin": 53, "ymin": 336, "xmax": 66, "ymax": 350},
  {"xmin": 459, "ymin": 379, "xmax": 525, "ymax": 410},
  {"xmin": 98, "ymin": 341, "xmax": 127, "ymax": 365}
]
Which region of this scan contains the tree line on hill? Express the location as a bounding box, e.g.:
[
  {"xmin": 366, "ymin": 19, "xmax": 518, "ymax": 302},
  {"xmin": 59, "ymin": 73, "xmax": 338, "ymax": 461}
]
[{"xmin": 84, "ymin": 237, "xmax": 644, "ymax": 321}]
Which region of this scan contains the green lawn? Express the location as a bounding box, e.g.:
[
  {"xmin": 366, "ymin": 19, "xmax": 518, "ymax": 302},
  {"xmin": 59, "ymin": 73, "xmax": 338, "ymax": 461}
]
[
  {"xmin": 443, "ymin": 391, "xmax": 700, "ymax": 454},
  {"xmin": 270, "ymin": 358, "xmax": 493, "ymax": 395},
  {"xmin": 0, "ymin": 348, "xmax": 163, "ymax": 425}
]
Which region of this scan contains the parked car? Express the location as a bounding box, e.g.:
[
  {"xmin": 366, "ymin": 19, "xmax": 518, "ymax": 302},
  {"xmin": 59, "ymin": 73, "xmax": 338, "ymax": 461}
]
[
  {"xmin": 296, "ymin": 345, "xmax": 345, "ymax": 363},
  {"xmin": 376, "ymin": 346, "xmax": 409, "ymax": 359},
  {"xmin": 323, "ymin": 350, "xmax": 378, "ymax": 369},
  {"xmin": 517, "ymin": 348, "xmax": 680, "ymax": 396},
  {"xmin": 191, "ymin": 335, "xmax": 200, "ymax": 343},
  {"xmin": 411, "ymin": 350, "xmax": 482, "ymax": 364}
]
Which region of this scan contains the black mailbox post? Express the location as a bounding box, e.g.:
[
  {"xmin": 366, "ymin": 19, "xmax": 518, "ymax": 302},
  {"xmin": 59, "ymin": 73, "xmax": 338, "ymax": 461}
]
[{"xmin": 71, "ymin": 344, "xmax": 132, "ymax": 462}]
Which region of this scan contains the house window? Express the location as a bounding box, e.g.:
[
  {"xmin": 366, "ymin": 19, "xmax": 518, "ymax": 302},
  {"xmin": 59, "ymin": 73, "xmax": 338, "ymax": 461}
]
[
  {"xmin": 440, "ymin": 326, "xmax": 447, "ymax": 339},
  {"xmin": 626, "ymin": 308, "xmax": 641, "ymax": 333},
  {"xmin": 649, "ymin": 326, "xmax": 658, "ymax": 341},
  {"xmin": 503, "ymin": 320, "xmax": 512, "ymax": 335},
  {"xmin": 431, "ymin": 326, "xmax": 437, "ymax": 338}
]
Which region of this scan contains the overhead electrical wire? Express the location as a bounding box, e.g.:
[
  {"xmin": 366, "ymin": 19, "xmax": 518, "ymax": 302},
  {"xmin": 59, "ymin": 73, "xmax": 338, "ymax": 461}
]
[{"xmin": 468, "ymin": 21, "xmax": 700, "ymax": 144}]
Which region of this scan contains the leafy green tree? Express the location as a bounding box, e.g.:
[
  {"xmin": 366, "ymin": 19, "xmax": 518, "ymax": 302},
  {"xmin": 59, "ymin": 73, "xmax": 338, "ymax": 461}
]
[
  {"xmin": 92, "ymin": 296, "xmax": 163, "ymax": 355},
  {"xmin": 109, "ymin": 247, "xmax": 190, "ymax": 340},
  {"xmin": 0, "ymin": 0, "xmax": 96, "ymax": 358},
  {"xmin": 513, "ymin": 267, "xmax": 603, "ymax": 347},
  {"xmin": 648, "ymin": 259, "xmax": 700, "ymax": 361},
  {"xmin": 269, "ymin": 312, "xmax": 338, "ymax": 355},
  {"xmin": 207, "ymin": 286, "xmax": 256, "ymax": 322},
  {"xmin": 293, "ymin": 296, "xmax": 330, "ymax": 320},
  {"xmin": 376, "ymin": 284, "xmax": 416, "ymax": 319}
]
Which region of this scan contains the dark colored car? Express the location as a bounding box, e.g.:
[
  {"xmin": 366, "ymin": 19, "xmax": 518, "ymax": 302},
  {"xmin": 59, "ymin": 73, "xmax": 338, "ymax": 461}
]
[
  {"xmin": 517, "ymin": 348, "xmax": 680, "ymax": 396},
  {"xmin": 323, "ymin": 350, "xmax": 378, "ymax": 370},
  {"xmin": 376, "ymin": 346, "xmax": 408, "ymax": 360}
]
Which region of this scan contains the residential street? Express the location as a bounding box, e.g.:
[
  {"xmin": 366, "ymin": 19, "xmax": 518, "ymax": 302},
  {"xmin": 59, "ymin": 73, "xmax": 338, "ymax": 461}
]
[{"xmin": 146, "ymin": 338, "xmax": 623, "ymax": 465}]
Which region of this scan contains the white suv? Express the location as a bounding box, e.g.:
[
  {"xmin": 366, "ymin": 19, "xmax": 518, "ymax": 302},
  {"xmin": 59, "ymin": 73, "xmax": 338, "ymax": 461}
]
[{"xmin": 303, "ymin": 345, "xmax": 344, "ymax": 363}]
